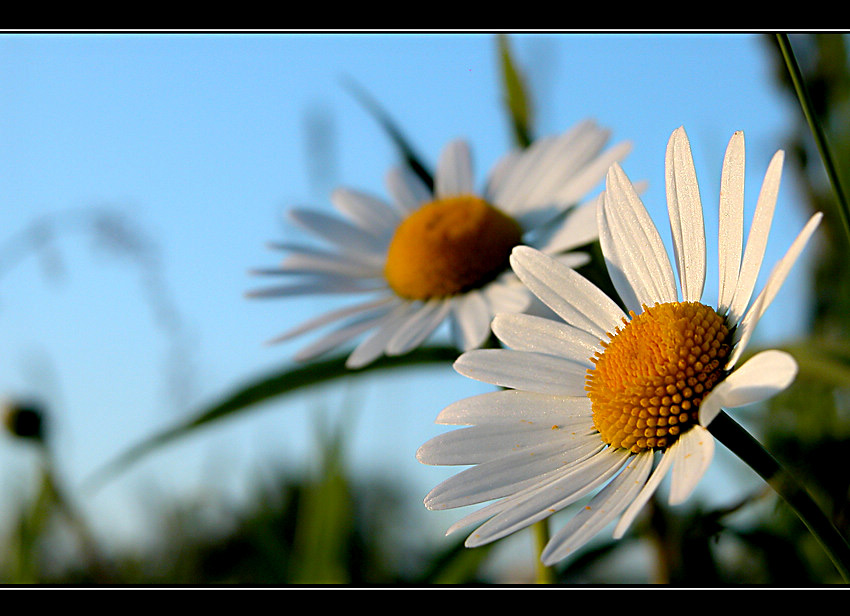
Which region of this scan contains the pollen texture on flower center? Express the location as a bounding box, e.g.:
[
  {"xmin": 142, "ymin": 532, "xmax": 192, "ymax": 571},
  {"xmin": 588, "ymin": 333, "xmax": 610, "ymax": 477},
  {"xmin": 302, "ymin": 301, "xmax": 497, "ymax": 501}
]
[
  {"xmin": 585, "ymin": 302, "xmax": 732, "ymax": 453},
  {"xmin": 384, "ymin": 195, "xmax": 523, "ymax": 300}
]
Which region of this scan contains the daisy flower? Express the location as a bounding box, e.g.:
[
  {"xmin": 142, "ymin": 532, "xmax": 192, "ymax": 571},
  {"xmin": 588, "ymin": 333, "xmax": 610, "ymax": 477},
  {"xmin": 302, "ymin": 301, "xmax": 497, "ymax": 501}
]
[
  {"xmin": 417, "ymin": 126, "xmax": 822, "ymax": 566},
  {"xmin": 249, "ymin": 120, "xmax": 631, "ymax": 368}
]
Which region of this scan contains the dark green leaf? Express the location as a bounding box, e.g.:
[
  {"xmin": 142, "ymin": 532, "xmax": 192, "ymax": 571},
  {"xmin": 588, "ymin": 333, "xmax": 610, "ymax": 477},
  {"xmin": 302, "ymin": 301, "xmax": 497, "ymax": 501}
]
[{"xmin": 341, "ymin": 77, "xmax": 434, "ymax": 191}]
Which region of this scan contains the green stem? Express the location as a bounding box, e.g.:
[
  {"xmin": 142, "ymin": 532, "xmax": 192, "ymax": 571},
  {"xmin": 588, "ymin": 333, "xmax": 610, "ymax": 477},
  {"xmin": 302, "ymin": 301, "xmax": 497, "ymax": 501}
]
[
  {"xmin": 532, "ymin": 519, "xmax": 556, "ymax": 584},
  {"xmin": 776, "ymin": 33, "xmax": 850, "ymax": 246},
  {"xmin": 708, "ymin": 410, "xmax": 850, "ymax": 583}
]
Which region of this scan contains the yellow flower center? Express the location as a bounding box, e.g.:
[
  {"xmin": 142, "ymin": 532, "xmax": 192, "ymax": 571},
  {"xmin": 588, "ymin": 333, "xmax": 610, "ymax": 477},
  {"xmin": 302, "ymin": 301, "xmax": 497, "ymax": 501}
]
[
  {"xmin": 384, "ymin": 195, "xmax": 523, "ymax": 300},
  {"xmin": 585, "ymin": 302, "xmax": 732, "ymax": 453}
]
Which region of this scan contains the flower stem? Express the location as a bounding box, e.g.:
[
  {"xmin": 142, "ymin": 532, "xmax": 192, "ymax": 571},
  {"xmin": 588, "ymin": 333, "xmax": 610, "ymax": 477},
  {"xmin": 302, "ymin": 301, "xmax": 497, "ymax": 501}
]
[
  {"xmin": 708, "ymin": 410, "xmax": 850, "ymax": 583},
  {"xmin": 775, "ymin": 33, "xmax": 850, "ymax": 246},
  {"xmin": 532, "ymin": 519, "xmax": 556, "ymax": 584}
]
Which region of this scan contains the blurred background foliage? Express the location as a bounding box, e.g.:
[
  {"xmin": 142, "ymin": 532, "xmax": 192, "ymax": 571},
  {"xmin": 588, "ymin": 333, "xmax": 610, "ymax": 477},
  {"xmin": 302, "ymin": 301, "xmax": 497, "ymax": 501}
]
[{"xmin": 1, "ymin": 33, "xmax": 849, "ymax": 585}]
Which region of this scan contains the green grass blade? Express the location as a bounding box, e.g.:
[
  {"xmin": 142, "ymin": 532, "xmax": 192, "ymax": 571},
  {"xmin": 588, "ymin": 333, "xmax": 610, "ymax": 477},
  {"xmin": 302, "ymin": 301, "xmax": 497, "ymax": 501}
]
[
  {"xmin": 776, "ymin": 33, "xmax": 850, "ymax": 246},
  {"xmin": 497, "ymin": 34, "xmax": 533, "ymax": 149}
]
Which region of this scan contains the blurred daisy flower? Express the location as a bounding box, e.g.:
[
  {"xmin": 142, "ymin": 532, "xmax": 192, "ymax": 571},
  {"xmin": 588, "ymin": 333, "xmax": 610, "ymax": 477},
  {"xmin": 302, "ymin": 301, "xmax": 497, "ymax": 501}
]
[
  {"xmin": 417, "ymin": 126, "xmax": 822, "ymax": 566},
  {"xmin": 249, "ymin": 120, "xmax": 631, "ymax": 368}
]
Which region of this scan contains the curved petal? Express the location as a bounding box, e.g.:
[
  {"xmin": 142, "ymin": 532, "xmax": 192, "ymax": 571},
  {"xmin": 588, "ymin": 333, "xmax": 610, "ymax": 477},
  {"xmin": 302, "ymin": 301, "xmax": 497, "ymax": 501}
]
[
  {"xmin": 613, "ymin": 449, "xmax": 672, "ymax": 538},
  {"xmin": 726, "ymin": 150, "xmax": 784, "ymax": 325},
  {"xmin": 665, "ymin": 126, "xmax": 706, "ymax": 303},
  {"xmin": 541, "ymin": 450, "xmax": 653, "ymax": 565},
  {"xmin": 491, "ymin": 312, "xmax": 601, "ymax": 367},
  {"xmin": 728, "ymin": 212, "xmax": 822, "ymax": 368},
  {"xmin": 601, "ymin": 163, "xmax": 678, "ymax": 314},
  {"xmin": 422, "ymin": 432, "xmax": 602, "ymax": 509},
  {"xmin": 699, "ymin": 349, "xmax": 798, "ymax": 426},
  {"xmin": 463, "ymin": 447, "xmax": 631, "ymax": 548},
  {"xmin": 510, "ymin": 246, "xmax": 626, "ymax": 340}
]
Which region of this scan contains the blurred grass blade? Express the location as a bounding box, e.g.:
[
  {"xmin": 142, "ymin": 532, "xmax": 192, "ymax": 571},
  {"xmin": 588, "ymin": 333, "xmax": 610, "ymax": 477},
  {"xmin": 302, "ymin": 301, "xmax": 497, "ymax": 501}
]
[
  {"xmin": 782, "ymin": 339, "xmax": 850, "ymax": 387},
  {"xmin": 85, "ymin": 346, "xmax": 458, "ymax": 491},
  {"xmin": 341, "ymin": 77, "xmax": 434, "ymax": 191},
  {"xmin": 498, "ymin": 34, "xmax": 533, "ymax": 149},
  {"xmin": 776, "ymin": 33, "xmax": 850, "ymax": 245},
  {"xmin": 288, "ymin": 417, "xmax": 352, "ymax": 583},
  {"xmin": 416, "ymin": 536, "xmax": 495, "ymax": 584}
]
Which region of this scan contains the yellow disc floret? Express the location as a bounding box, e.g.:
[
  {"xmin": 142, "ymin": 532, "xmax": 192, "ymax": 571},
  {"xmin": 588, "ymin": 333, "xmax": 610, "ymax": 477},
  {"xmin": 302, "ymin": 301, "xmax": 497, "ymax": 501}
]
[
  {"xmin": 384, "ymin": 195, "xmax": 523, "ymax": 300},
  {"xmin": 585, "ymin": 302, "xmax": 732, "ymax": 453}
]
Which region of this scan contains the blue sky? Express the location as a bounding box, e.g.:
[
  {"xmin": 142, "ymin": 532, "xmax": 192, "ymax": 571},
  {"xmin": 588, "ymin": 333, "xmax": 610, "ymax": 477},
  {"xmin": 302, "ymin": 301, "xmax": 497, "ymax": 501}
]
[{"xmin": 0, "ymin": 33, "xmax": 820, "ymax": 555}]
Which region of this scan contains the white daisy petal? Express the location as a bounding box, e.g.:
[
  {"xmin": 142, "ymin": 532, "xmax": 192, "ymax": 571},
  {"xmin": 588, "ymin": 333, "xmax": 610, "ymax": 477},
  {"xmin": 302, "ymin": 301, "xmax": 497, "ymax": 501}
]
[
  {"xmin": 288, "ymin": 207, "xmax": 387, "ymax": 257},
  {"xmin": 418, "ymin": 127, "xmax": 815, "ymax": 567},
  {"xmin": 330, "ymin": 187, "xmax": 402, "ymax": 236},
  {"xmin": 482, "ymin": 146, "xmax": 521, "ymax": 200},
  {"xmin": 386, "ymin": 299, "xmax": 451, "ymax": 355},
  {"xmin": 261, "ymin": 241, "xmax": 385, "ymax": 270},
  {"xmin": 446, "ymin": 444, "xmax": 622, "ymax": 541},
  {"xmin": 454, "ymin": 349, "xmax": 590, "ymax": 396},
  {"xmin": 385, "ymin": 165, "xmax": 432, "ymax": 214},
  {"xmin": 265, "ymin": 250, "xmax": 383, "ymax": 278},
  {"xmin": 258, "ymin": 122, "xmax": 631, "ymax": 369},
  {"xmin": 345, "ymin": 302, "xmax": 417, "ymax": 369},
  {"xmin": 491, "ymin": 313, "xmax": 602, "ymax": 367},
  {"xmin": 510, "ymin": 246, "xmax": 626, "ymax": 339},
  {"xmin": 423, "ymin": 434, "xmax": 603, "ymax": 510},
  {"xmin": 293, "ymin": 304, "xmax": 398, "ymax": 363},
  {"xmin": 509, "ymin": 127, "xmax": 609, "ymax": 212},
  {"xmin": 665, "ymin": 126, "xmax": 706, "ymax": 303},
  {"xmin": 480, "ymin": 276, "xmax": 532, "ymax": 315},
  {"xmin": 699, "ymin": 350, "xmax": 798, "ymax": 426},
  {"xmin": 246, "ymin": 277, "xmax": 386, "ymax": 298},
  {"xmin": 727, "ymin": 150, "xmax": 784, "ymax": 324},
  {"xmin": 435, "ymin": 390, "xmax": 592, "ymax": 426},
  {"xmin": 265, "ymin": 295, "xmax": 396, "ymax": 345},
  {"xmin": 536, "ymin": 195, "xmax": 602, "ymax": 255},
  {"xmin": 601, "ymin": 164, "xmax": 678, "ymax": 312},
  {"xmin": 435, "ymin": 139, "xmax": 474, "ymax": 197},
  {"xmin": 551, "ymin": 140, "xmax": 634, "ymax": 207},
  {"xmin": 728, "ymin": 212, "xmax": 822, "ymax": 368},
  {"xmin": 717, "ymin": 131, "xmax": 746, "ymax": 314},
  {"xmin": 450, "ymin": 290, "xmax": 493, "ymax": 351},
  {"xmin": 555, "ymin": 251, "xmax": 591, "ymax": 270},
  {"xmin": 542, "ymin": 450, "xmax": 653, "ymax": 565},
  {"xmin": 465, "ymin": 448, "xmax": 631, "ymax": 547},
  {"xmin": 491, "ymin": 120, "xmax": 601, "ymax": 211},
  {"xmin": 668, "ymin": 425, "xmax": 714, "ymax": 505},
  {"xmin": 418, "ymin": 422, "xmax": 597, "ymax": 467},
  {"xmin": 613, "ymin": 449, "xmax": 673, "ymax": 538}
]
